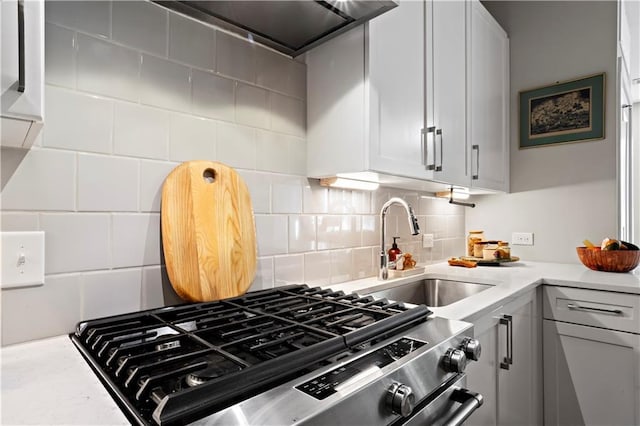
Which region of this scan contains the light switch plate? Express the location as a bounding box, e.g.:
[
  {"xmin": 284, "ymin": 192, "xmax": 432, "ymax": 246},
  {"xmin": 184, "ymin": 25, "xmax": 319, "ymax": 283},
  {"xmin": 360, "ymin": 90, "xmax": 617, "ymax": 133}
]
[
  {"xmin": 512, "ymin": 232, "xmax": 534, "ymax": 246},
  {"xmin": 422, "ymin": 233, "xmax": 434, "ymax": 248},
  {"xmin": 1, "ymin": 231, "xmax": 45, "ymax": 288}
]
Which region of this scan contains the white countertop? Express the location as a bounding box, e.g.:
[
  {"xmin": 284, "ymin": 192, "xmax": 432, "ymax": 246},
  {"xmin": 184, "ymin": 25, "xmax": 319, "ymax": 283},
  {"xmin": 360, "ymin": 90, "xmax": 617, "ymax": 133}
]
[{"xmin": 2, "ymin": 261, "xmax": 639, "ymax": 425}]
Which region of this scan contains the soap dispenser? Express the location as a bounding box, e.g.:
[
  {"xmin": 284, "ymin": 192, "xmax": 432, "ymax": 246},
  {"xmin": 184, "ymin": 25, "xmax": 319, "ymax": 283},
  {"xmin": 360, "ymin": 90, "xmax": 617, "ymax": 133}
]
[{"xmin": 388, "ymin": 237, "xmax": 402, "ymax": 269}]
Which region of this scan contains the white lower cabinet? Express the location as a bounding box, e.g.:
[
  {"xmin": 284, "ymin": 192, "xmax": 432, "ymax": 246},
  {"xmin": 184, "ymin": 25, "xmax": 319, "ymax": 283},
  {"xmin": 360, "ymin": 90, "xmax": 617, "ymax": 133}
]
[
  {"xmin": 543, "ymin": 286, "xmax": 640, "ymax": 426},
  {"xmin": 465, "ymin": 289, "xmax": 542, "ymax": 425}
]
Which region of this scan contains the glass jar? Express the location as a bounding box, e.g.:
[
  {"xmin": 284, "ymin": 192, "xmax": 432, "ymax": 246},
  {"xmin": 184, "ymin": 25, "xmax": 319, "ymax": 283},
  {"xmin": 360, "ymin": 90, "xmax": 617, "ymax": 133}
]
[{"xmin": 467, "ymin": 230, "xmax": 485, "ymax": 256}]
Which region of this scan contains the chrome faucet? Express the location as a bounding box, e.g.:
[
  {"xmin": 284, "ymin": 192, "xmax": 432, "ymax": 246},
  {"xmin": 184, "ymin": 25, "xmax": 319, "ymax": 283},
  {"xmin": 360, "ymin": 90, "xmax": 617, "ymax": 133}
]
[{"xmin": 379, "ymin": 197, "xmax": 420, "ymax": 280}]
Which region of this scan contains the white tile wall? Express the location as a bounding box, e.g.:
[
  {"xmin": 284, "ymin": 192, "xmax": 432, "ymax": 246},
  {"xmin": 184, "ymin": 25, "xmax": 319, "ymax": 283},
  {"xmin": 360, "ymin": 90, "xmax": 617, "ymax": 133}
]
[
  {"xmin": 44, "ymin": 87, "xmax": 113, "ymax": 153},
  {"xmin": 1, "ymin": 149, "xmax": 76, "ymax": 211},
  {"xmin": 0, "ymin": 0, "xmax": 466, "ymax": 345},
  {"xmin": 77, "ymin": 154, "xmax": 138, "ymax": 211},
  {"xmin": 216, "ymin": 31, "xmax": 256, "ymax": 83},
  {"xmin": 236, "ymin": 83, "xmax": 269, "ymax": 128},
  {"xmin": 82, "ymin": 269, "xmax": 142, "ymax": 319},
  {"xmin": 112, "ymin": 214, "xmax": 161, "ymax": 267},
  {"xmin": 1, "ymin": 274, "xmax": 82, "ymax": 346},
  {"xmin": 216, "ymin": 122, "xmax": 256, "ymax": 169},
  {"xmin": 169, "ymin": 113, "xmax": 216, "ymax": 162},
  {"xmin": 112, "ymin": 1, "xmax": 168, "ymax": 56},
  {"xmin": 168, "ymin": 14, "xmax": 215, "ymax": 71},
  {"xmin": 140, "ymin": 160, "xmax": 178, "ymax": 212},
  {"xmin": 40, "ymin": 213, "xmax": 111, "ymax": 274},
  {"xmin": 191, "ymin": 69, "xmax": 235, "ymax": 121},
  {"xmin": 114, "ymin": 102, "xmax": 170, "ymax": 159},
  {"xmin": 44, "ymin": 1, "xmax": 111, "ymax": 38},
  {"xmin": 274, "ymin": 255, "xmax": 304, "ymax": 286},
  {"xmin": 140, "ymin": 55, "xmax": 191, "ymax": 112},
  {"xmin": 76, "ymin": 34, "xmax": 140, "ymax": 102},
  {"xmin": 44, "ymin": 23, "xmax": 76, "ymax": 88}
]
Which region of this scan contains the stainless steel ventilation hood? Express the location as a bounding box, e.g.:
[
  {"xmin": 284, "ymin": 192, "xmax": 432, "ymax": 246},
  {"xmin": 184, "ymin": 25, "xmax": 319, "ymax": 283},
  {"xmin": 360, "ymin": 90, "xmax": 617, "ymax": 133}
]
[{"xmin": 154, "ymin": 0, "xmax": 398, "ymax": 57}]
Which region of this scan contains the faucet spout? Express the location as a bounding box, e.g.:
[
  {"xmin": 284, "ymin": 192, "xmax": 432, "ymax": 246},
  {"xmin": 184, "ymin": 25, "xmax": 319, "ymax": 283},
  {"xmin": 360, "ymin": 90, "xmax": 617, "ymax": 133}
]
[{"xmin": 379, "ymin": 197, "xmax": 420, "ymax": 280}]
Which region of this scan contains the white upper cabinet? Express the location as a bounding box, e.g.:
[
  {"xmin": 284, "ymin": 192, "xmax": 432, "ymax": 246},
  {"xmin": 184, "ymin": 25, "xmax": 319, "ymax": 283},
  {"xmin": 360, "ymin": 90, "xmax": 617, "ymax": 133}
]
[
  {"xmin": 306, "ymin": 0, "xmax": 509, "ymax": 193},
  {"xmin": 468, "ymin": 0, "xmax": 510, "ymax": 192},
  {"xmin": 1, "ymin": 0, "xmax": 44, "ymax": 149}
]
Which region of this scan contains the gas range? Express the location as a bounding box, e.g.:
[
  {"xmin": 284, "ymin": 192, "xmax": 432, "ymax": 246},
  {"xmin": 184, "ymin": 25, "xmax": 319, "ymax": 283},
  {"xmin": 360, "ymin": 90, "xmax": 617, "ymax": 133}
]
[{"xmin": 71, "ymin": 284, "xmax": 483, "ymax": 425}]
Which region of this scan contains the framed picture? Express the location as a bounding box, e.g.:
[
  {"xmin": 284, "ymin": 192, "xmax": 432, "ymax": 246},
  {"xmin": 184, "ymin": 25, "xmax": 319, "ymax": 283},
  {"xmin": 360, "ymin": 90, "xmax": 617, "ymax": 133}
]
[{"xmin": 519, "ymin": 73, "xmax": 605, "ymax": 149}]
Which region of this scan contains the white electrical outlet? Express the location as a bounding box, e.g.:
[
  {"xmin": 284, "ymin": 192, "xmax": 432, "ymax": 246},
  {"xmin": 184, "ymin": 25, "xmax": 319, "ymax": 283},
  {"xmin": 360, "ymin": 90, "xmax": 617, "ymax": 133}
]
[
  {"xmin": 422, "ymin": 233, "xmax": 434, "ymax": 248},
  {"xmin": 1, "ymin": 232, "xmax": 45, "ymax": 288},
  {"xmin": 512, "ymin": 232, "xmax": 534, "ymax": 246}
]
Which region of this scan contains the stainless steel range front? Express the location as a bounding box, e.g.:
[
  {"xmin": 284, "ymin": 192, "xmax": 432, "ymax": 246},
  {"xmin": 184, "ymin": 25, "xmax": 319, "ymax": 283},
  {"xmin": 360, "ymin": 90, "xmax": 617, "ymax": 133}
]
[{"xmin": 70, "ymin": 284, "xmax": 483, "ymax": 425}]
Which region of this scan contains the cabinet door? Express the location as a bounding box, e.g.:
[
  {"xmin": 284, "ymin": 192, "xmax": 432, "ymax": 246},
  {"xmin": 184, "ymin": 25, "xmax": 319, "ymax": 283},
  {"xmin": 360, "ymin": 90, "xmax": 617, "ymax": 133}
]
[
  {"xmin": 543, "ymin": 320, "xmax": 640, "ymax": 426},
  {"xmin": 465, "ymin": 312, "xmax": 500, "ymax": 425},
  {"xmin": 431, "ymin": 0, "xmax": 468, "ymax": 187},
  {"xmin": 497, "ymin": 291, "xmax": 542, "ymax": 425},
  {"xmin": 468, "ymin": 1, "xmax": 509, "ymax": 192},
  {"xmin": 368, "ymin": 0, "xmax": 432, "ymax": 180}
]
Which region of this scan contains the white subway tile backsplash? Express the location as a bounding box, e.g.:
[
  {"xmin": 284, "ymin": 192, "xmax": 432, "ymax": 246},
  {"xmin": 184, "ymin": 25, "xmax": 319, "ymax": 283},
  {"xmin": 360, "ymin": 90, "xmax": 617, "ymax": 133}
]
[
  {"xmin": 352, "ymin": 247, "xmax": 376, "ymax": 280},
  {"xmin": 288, "ymin": 137, "xmax": 306, "ymax": 176},
  {"xmin": 45, "ymin": 1, "xmax": 110, "ymax": 38},
  {"xmin": 317, "ymin": 216, "xmax": 361, "ymax": 250},
  {"xmin": 1, "ymin": 274, "xmax": 82, "ymax": 346},
  {"xmin": 272, "ymin": 176, "xmax": 303, "ymax": 214},
  {"xmin": 191, "ymin": 70, "xmax": 235, "ymax": 121},
  {"xmin": 141, "ymin": 266, "xmax": 165, "ymax": 309},
  {"xmin": 446, "ymin": 216, "xmax": 465, "ymax": 239},
  {"xmin": 112, "ymin": 1, "xmax": 168, "ymax": 57},
  {"xmin": 216, "ymin": 31, "xmax": 256, "ymax": 83},
  {"xmin": 77, "ymin": 154, "xmax": 138, "ymax": 212},
  {"xmin": 274, "ymin": 255, "xmax": 304, "ymax": 286},
  {"xmin": 1, "ymin": 149, "xmax": 75, "ymax": 211},
  {"xmin": 330, "ymin": 249, "xmax": 352, "ymax": 284},
  {"xmin": 237, "ymin": 171, "xmax": 271, "ymax": 214},
  {"xmin": 169, "ymin": 114, "xmax": 216, "ymax": 162},
  {"xmin": 82, "ymin": 269, "xmax": 142, "ymax": 319},
  {"xmin": 45, "ymin": 23, "xmax": 76, "ymax": 88},
  {"xmin": 270, "ymin": 93, "xmax": 305, "ymax": 137},
  {"xmin": 361, "ymin": 215, "xmax": 378, "ymax": 247},
  {"xmin": 288, "ymin": 215, "xmax": 316, "ymax": 253},
  {"xmin": 140, "ymin": 160, "xmax": 177, "ymax": 212},
  {"xmin": 169, "ymin": 13, "xmax": 215, "ymax": 71},
  {"xmin": 76, "ymin": 34, "xmax": 140, "ymax": 102},
  {"xmin": 328, "ymin": 189, "xmax": 354, "ymax": 214},
  {"xmin": 255, "ymin": 130, "xmax": 290, "ymax": 174},
  {"xmin": 112, "ymin": 214, "xmax": 161, "ymax": 267},
  {"xmin": 256, "ymin": 49, "xmax": 306, "ymax": 99},
  {"xmin": 114, "ymin": 102, "xmax": 170, "ymax": 159},
  {"xmin": 255, "ymin": 215, "xmax": 288, "ymax": 256},
  {"xmin": 236, "ymin": 84, "xmax": 269, "ymax": 129},
  {"xmin": 141, "ymin": 266, "xmax": 183, "ymax": 308},
  {"xmin": 0, "ymin": 213, "xmax": 38, "ymax": 231},
  {"xmin": 44, "ymin": 86, "xmax": 113, "ymax": 154},
  {"xmin": 140, "ymin": 55, "xmax": 191, "ymax": 112},
  {"xmin": 249, "ymin": 257, "xmax": 274, "ymax": 291},
  {"xmin": 216, "ymin": 122, "xmax": 256, "ymax": 169},
  {"xmin": 303, "ymin": 183, "xmax": 328, "ymax": 214},
  {"xmin": 304, "ymin": 251, "xmax": 331, "ymax": 286},
  {"xmin": 40, "ymin": 213, "xmax": 111, "ymax": 274}
]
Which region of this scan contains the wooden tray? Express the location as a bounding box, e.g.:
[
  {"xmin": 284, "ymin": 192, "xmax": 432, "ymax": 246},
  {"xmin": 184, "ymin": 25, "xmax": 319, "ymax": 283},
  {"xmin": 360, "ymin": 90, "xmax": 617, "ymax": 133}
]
[
  {"xmin": 388, "ymin": 266, "xmax": 426, "ymax": 278},
  {"xmin": 460, "ymin": 256, "xmax": 520, "ymax": 266}
]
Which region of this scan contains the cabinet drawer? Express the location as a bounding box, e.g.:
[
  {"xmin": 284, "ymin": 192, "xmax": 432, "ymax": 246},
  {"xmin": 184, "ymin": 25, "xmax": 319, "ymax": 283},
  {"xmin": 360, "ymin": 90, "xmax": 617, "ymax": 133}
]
[{"xmin": 543, "ymin": 286, "xmax": 640, "ymax": 333}]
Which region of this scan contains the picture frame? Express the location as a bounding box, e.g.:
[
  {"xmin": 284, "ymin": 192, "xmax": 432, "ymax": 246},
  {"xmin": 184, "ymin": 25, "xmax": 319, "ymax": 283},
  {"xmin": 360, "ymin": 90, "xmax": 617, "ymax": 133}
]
[{"xmin": 519, "ymin": 73, "xmax": 605, "ymax": 149}]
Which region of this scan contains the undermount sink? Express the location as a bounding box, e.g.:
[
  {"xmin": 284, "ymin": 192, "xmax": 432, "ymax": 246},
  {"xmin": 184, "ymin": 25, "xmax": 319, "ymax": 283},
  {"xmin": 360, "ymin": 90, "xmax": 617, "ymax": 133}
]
[{"xmin": 367, "ymin": 279, "xmax": 493, "ymax": 307}]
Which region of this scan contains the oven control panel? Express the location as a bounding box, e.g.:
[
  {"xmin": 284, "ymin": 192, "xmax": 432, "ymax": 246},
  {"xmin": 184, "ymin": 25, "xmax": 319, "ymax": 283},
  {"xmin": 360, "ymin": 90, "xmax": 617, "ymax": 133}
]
[{"xmin": 296, "ymin": 338, "xmax": 426, "ymax": 400}]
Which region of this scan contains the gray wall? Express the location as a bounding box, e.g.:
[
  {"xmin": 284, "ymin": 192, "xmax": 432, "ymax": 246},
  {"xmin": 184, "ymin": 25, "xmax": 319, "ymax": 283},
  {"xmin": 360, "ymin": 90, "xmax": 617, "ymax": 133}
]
[
  {"xmin": 468, "ymin": 1, "xmax": 618, "ymax": 263},
  {"xmin": 0, "ymin": 0, "xmax": 465, "ymax": 346}
]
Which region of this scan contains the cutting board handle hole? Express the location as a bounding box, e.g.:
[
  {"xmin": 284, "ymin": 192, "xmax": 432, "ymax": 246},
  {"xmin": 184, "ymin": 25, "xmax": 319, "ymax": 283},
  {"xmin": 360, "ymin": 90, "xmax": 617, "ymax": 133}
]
[{"xmin": 203, "ymin": 168, "xmax": 217, "ymax": 184}]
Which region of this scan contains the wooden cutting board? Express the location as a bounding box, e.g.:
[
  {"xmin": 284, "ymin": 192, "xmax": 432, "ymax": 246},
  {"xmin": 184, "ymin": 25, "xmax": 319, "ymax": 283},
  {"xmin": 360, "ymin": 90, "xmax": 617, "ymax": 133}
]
[{"xmin": 161, "ymin": 161, "xmax": 257, "ymax": 302}]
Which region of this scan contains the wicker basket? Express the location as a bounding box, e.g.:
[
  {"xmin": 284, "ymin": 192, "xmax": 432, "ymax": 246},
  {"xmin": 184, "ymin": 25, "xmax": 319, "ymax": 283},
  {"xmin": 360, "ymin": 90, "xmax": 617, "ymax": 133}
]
[{"xmin": 576, "ymin": 247, "xmax": 640, "ymax": 273}]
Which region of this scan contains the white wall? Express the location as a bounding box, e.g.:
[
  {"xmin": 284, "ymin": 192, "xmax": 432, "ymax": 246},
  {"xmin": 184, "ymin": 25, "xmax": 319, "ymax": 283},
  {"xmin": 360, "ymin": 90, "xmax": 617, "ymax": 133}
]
[
  {"xmin": 468, "ymin": 1, "xmax": 618, "ymax": 263},
  {"xmin": 0, "ymin": 0, "xmax": 465, "ymax": 345}
]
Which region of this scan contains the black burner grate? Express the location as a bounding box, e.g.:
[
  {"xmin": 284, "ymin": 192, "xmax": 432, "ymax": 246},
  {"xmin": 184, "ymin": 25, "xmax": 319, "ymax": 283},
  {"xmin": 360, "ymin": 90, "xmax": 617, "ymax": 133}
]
[{"xmin": 70, "ymin": 284, "xmax": 430, "ymax": 425}]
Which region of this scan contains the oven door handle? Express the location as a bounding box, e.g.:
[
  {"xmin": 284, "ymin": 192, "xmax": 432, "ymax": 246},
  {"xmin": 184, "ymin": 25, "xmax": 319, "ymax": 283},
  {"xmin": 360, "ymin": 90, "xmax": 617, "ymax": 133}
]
[{"xmin": 445, "ymin": 388, "xmax": 484, "ymax": 426}]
